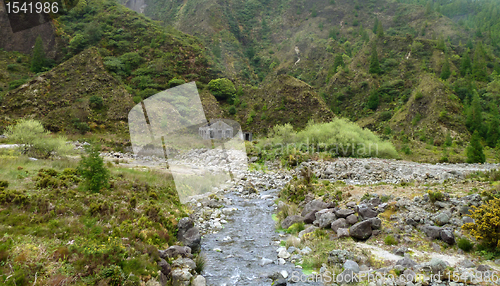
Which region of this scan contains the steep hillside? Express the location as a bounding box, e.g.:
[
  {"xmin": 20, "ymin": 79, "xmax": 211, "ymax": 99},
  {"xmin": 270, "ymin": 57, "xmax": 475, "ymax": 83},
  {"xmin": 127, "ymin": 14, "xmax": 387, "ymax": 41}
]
[
  {"xmin": 139, "ymin": 0, "xmax": 467, "ymax": 84},
  {"xmin": 224, "ymin": 75, "xmax": 334, "ymax": 135},
  {"xmin": 1, "ymin": 48, "xmax": 135, "ymax": 134}
]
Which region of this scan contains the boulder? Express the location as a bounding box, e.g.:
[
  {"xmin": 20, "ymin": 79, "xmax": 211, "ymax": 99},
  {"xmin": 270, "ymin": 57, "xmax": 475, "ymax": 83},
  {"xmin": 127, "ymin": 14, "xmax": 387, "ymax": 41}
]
[
  {"xmin": 337, "ymin": 228, "xmax": 350, "ymax": 238},
  {"xmin": 315, "ymin": 209, "xmax": 333, "ymax": 221},
  {"xmin": 303, "ymin": 210, "xmax": 318, "ymax": 224},
  {"xmin": 171, "ymin": 258, "xmax": 196, "ymax": 270},
  {"xmin": 158, "ymin": 259, "xmax": 171, "ymax": 277},
  {"xmin": 178, "ymin": 227, "xmax": 201, "ymax": 253},
  {"xmin": 335, "ymin": 208, "xmax": 355, "ymax": 218},
  {"xmin": 346, "ymin": 214, "xmax": 358, "ymax": 225},
  {"xmin": 328, "ymin": 249, "xmax": 355, "ymax": 264},
  {"xmin": 281, "ymin": 215, "xmax": 304, "ymax": 229},
  {"xmin": 349, "ymin": 220, "xmax": 372, "ymax": 240},
  {"xmin": 367, "ymin": 217, "xmax": 381, "ymax": 229},
  {"xmin": 177, "ymin": 217, "xmax": 194, "ymax": 238},
  {"xmin": 357, "ymin": 205, "xmax": 378, "ymax": 220},
  {"xmin": 343, "ymin": 260, "xmax": 360, "ymax": 273},
  {"xmin": 159, "ymin": 246, "xmax": 192, "ymax": 259},
  {"xmin": 191, "ymin": 275, "xmax": 206, "ymax": 286},
  {"xmin": 331, "ymin": 218, "xmax": 348, "ymax": 233},
  {"xmin": 434, "ymin": 213, "xmax": 450, "ymax": 226},
  {"xmin": 171, "ymin": 268, "xmax": 193, "ymax": 286},
  {"xmin": 429, "ymin": 258, "xmax": 447, "ymax": 274},
  {"xmin": 396, "ymin": 257, "xmax": 417, "ymax": 268},
  {"xmin": 440, "ymin": 228, "xmax": 455, "ymax": 245},
  {"xmin": 319, "ymin": 212, "xmax": 337, "ymax": 229},
  {"xmin": 301, "ymin": 199, "xmax": 329, "ymax": 216},
  {"xmin": 422, "ymin": 225, "xmax": 442, "ymax": 239}
]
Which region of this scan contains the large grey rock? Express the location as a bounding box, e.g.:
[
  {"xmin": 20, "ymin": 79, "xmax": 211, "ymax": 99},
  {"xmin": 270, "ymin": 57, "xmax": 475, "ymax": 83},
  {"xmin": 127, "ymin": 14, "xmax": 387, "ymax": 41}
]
[
  {"xmin": 178, "ymin": 227, "xmax": 201, "ymax": 253},
  {"xmin": 346, "ymin": 214, "xmax": 358, "ymax": 225},
  {"xmin": 171, "ymin": 267, "xmax": 193, "ymax": 286},
  {"xmin": 458, "ymin": 259, "xmax": 475, "ymax": 268},
  {"xmin": 335, "ymin": 208, "xmax": 355, "ymax": 218},
  {"xmin": 422, "ymin": 225, "xmax": 442, "ymax": 239},
  {"xmin": 328, "ymin": 249, "xmax": 355, "ymax": 264},
  {"xmin": 396, "ymin": 257, "xmax": 417, "ymax": 268},
  {"xmin": 315, "ymin": 209, "xmax": 333, "ymax": 221},
  {"xmin": 191, "ymin": 275, "xmax": 206, "ymax": 286},
  {"xmin": 159, "ymin": 246, "xmax": 192, "ymax": 259},
  {"xmin": 281, "ymin": 215, "xmax": 304, "ymax": 229},
  {"xmin": 337, "ymin": 228, "xmax": 350, "ymax": 238},
  {"xmin": 171, "ymin": 258, "xmax": 196, "ymax": 270},
  {"xmin": 145, "ymin": 278, "xmax": 162, "ymax": 286},
  {"xmin": 429, "ymin": 258, "xmax": 447, "ymax": 274},
  {"xmin": 177, "ymin": 217, "xmax": 194, "ymax": 236},
  {"xmin": 158, "ymin": 259, "xmax": 171, "ymax": 277},
  {"xmin": 357, "ymin": 205, "xmax": 378, "ymax": 220},
  {"xmin": 331, "ymin": 218, "xmax": 348, "ymax": 233},
  {"xmin": 440, "ymin": 228, "xmax": 455, "ymax": 244},
  {"xmin": 343, "ymin": 260, "xmax": 360, "ymax": 273},
  {"xmin": 301, "ymin": 199, "xmax": 329, "ymax": 216},
  {"xmin": 349, "ymin": 220, "xmax": 372, "ymax": 240},
  {"xmin": 434, "ymin": 213, "xmax": 450, "ymax": 226},
  {"xmin": 303, "ymin": 210, "xmax": 318, "ymax": 224},
  {"xmin": 319, "ymin": 212, "xmax": 337, "ymax": 228},
  {"xmin": 367, "ymin": 217, "xmax": 381, "ymax": 229}
]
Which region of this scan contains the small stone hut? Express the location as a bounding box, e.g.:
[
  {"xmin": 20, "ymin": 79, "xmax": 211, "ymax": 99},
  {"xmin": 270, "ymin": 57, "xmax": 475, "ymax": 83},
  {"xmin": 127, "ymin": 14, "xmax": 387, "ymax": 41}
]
[{"xmin": 199, "ymin": 120, "xmax": 233, "ymax": 140}]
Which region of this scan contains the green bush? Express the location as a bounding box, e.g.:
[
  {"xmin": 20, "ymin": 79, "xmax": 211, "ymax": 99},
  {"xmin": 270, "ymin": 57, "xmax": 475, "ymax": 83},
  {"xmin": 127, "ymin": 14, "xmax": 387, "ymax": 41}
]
[
  {"xmin": 208, "ymin": 78, "xmax": 236, "ymax": 100},
  {"xmin": 4, "ymin": 119, "xmax": 71, "ymax": 158},
  {"xmin": 72, "ymin": 118, "xmax": 90, "ymax": 134},
  {"xmin": 286, "ymin": 222, "xmax": 305, "ymax": 234},
  {"xmin": 8, "ymin": 79, "xmax": 27, "ymax": 90},
  {"xmin": 291, "ymin": 119, "xmax": 398, "ymax": 158},
  {"xmin": 379, "ymin": 111, "xmax": 392, "ymax": 121},
  {"xmin": 428, "ymin": 190, "xmax": 444, "ymax": 203},
  {"xmin": 415, "ymin": 91, "xmax": 423, "ymax": 101},
  {"xmin": 168, "ymin": 78, "xmax": 186, "ymax": 88},
  {"xmin": 457, "ymin": 237, "xmax": 474, "ymax": 252},
  {"xmin": 89, "ymin": 95, "xmax": 104, "ymax": 109},
  {"xmin": 78, "ymin": 144, "xmax": 110, "ymax": 193},
  {"xmin": 228, "ymin": 105, "xmax": 237, "ymax": 115},
  {"xmin": 7, "ymin": 64, "xmax": 18, "ymax": 71},
  {"xmin": 384, "ymin": 235, "xmax": 398, "ymax": 245},
  {"xmin": 466, "ymin": 131, "xmax": 485, "ymax": 163}
]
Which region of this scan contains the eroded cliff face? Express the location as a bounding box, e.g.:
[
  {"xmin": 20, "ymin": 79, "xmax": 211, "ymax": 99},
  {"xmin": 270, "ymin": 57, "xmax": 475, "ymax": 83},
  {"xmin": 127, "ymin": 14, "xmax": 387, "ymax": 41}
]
[{"xmin": 0, "ymin": 0, "xmax": 57, "ymax": 57}]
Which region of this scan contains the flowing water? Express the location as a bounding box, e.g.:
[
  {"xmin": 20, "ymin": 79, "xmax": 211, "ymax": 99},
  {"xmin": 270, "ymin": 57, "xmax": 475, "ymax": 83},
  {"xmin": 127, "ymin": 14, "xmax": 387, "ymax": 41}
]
[{"xmin": 201, "ymin": 187, "xmax": 321, "ymax": 286}]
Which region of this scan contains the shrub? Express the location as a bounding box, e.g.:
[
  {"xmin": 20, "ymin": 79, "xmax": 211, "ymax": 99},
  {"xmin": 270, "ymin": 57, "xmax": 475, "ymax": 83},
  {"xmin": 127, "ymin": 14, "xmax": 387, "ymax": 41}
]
[
  {"xmin": 77, "ymin": 144, "xmax": 109, "ymax": 192},
  {"xmin": 194, "ymin": 254, "xmax": 206, "ymax": 273},
  {"xmin": 89, "ymin": 95, "xmax": 104, "ymax": 109},
  {"xmin": 208, "ymin": 78, "xmax": 236, "ymax": 100},
  {"xmin": 462, "ymin": 198, "xmax": 500, "ymax": 248},
  {"xmin": 379, "ymin": 111, "xmax": 392, "ymax": 121},
  {"xmin": 7, "ymin": 64, "xmax": 17, "ymax": 71},
  {"xmin": 168, "ymin": 78, "xmax": 186, "ymax": 88},
  {"xmin": 428, "ymin": 190, "xmax": 444, "ymax": 202},
  {"xmin": 100, "ymin": 265, "xmax": 125, "ymax": 286},
  {"xmin": 366, "ymin": 91, "xmax": 379, "ymax": 110},
  {"xmin": 466, "ymin": 131, "xmax": 485, "ymax": 163},
  {"xmin": 415, "ymin": 91, "xmax": 423, "ymax": 101},
  {"xmin": 295, "ymin": 119, "xmax": 398, "ymax": 158},
  {"xmin": 384, "ymin": 235, "xmax": 398, "ymax": 245},
  {"xmin": 72, "ymin": 118, "xmax": 90, "ymax": 134},
  {"xmin": 4, "ymin": 119, "xmax": 71, "ymax": 158},
  {"xmin": 228, "ymin": 105, "xmax": 237, "ymax": 115},
  {"xmin": 286, "ymin": 222, "xmax": 305, "ymax": 234},
  {"xmin": 8, "ymin": 79, "xmax": 27, "ymax": 90},
  {"xmin": 457, "ymin": 237, "xmax": 474, "ymax": 252}
]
